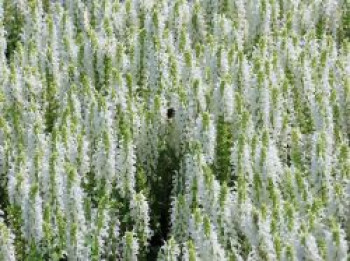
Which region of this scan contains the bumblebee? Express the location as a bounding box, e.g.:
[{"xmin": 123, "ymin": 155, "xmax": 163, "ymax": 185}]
[{"xmin": 167, "ymin": 108, "xmax": 175, "ymax": 119}]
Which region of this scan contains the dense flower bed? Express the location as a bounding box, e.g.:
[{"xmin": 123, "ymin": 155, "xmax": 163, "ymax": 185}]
[{"xmin": 0, "ymin": 0, "xmax": 349, "ymax": 260}]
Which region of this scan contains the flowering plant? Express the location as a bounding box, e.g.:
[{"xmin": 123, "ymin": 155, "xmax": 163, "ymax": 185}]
[{"xmin": 0, "ymin": 0, "xmax": 349, "ymax": 260}]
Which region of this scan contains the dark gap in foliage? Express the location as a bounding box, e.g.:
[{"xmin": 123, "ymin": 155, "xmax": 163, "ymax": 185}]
[
  {"xmin": 0, "ymin": 160, "xmax": 9, "ymax": 226},
  {"xmin": 146, "ymin": 146, "xmax": 179, "ymax": 260}
]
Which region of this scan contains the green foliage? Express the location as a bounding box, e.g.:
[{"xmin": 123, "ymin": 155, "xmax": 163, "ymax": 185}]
[
  {"xmin": 215, "ymin": 116, "xmax": 233, "ymax": 184},
  {"xmin": 0, "ymin": 0, "xmax": 349, "ymax": 260},
  {"xmin": 3, "ymin": 1, "xmax": 24, "ymax": 62}
]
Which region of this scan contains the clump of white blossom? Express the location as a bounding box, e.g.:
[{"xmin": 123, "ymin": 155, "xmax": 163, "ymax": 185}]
[{"xmin": 0, "ymin": 0, "xmax": 349, "ymax": 260}]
